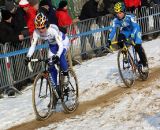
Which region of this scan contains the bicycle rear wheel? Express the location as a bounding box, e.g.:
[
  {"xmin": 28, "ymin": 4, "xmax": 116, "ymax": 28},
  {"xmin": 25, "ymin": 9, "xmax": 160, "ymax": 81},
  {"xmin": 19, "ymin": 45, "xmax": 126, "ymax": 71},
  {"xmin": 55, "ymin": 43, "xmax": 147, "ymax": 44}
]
[
  {"xmin": 32, "ymin": 72, "xmax": 53, "ymax": 120},
  {"xmin": 61, "ymin": 69, "xmax": 79, "ymax": 113},
  {"xmin": 117, "ymin": 50, "xmax": 136, "ymax": 87}
]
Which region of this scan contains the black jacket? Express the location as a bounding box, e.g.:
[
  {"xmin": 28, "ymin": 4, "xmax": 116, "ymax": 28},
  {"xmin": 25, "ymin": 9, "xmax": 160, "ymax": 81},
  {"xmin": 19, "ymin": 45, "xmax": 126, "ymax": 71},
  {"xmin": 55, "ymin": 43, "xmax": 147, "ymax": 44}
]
[
  {"xmin": 12, "ymin": 7, "xmax": 29, "ymax": 37},
  {"xmin": 0, "ymin": 21, "xmax": 20, "ymax": 44},
  {"xmin": 79, "ymin": 0, "xmax": 101, "ymax": 20},
  {"xmin": 39, "ymin": 0, "xmax": 58, "ymax": 25}
]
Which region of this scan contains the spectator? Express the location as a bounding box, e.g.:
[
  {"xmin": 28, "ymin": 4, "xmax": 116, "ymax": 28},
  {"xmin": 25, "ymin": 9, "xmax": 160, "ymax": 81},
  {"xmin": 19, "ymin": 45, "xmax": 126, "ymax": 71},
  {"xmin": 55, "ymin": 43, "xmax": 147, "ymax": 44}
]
[
  {"xmin": 39, "ymin": 0, "xmax": 58, "ymax": 25},
  {"xmin": 56, "ymin": 0, "xmax": 79, "ymax": 35},
  {"xmin": 19, "ymin": 0, "xmax": 38, "ymax": 35},
  {"xmin": 79, "ymin": 0, "xmax": 102, "ymax": 59},
  {"xmin": 5, "ymin": 0, "xmax": 29, "ymax": 37},
  {"xmin": 153, "ymin": 0, "xmax": 160, "ymax": 4},
  {"xmin": 56, "ymin": 1, "xmax": 79, "ymax": 27},
  {"xmin": 124, "ymin": 0, "xmax": 141, "ymax": 13},
  {"xmin": 97, "ymin": 0, "xmax": 123, "ymax": 14},
  {"xmin": 0, "ymin": 9, "xmax": 24, "ymax": 44},
  {"xmin": 141, "ymin": 0, "xmax": 151, "ymax": 7}
]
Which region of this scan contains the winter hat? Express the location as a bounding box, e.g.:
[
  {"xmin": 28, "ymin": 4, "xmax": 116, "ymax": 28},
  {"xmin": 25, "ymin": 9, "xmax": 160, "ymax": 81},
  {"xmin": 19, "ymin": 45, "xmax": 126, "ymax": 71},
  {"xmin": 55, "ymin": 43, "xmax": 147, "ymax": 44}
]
[
  {"xmin": 1, "ymin": 9, "xmax": 12, "ymax": 20},
  {"xmin": 39, "ymin": 0, "xmax": 48, "ymax": 7},
  {"xmin": 28, "ymin": 0, "xmax": 39, "ymax": 6},
  {"xmin": 58, "ymin": 0, "xmax": 68, "ymax": 9},
  {"xmin": 5, "ymin": 1, "xmax": 17, "ymax": 12},
  {"xmin": 19, "ymin": 0, "xmax": 29, "ymax": 8}
]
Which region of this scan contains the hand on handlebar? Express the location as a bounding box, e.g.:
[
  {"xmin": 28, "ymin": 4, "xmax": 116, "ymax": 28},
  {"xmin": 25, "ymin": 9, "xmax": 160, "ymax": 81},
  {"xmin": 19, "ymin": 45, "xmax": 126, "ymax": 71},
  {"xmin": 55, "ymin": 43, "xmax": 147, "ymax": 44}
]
[
  {"xmin": 106, "ymin": 40, "xmax": 111, "ymax": 48},
  {"xmin": 24, "ymin": 57, "xmax": 31, "ymax": 66},
  {"xmin": 52, "ymin": 55, "xmax": 59, "ymax": 64}
]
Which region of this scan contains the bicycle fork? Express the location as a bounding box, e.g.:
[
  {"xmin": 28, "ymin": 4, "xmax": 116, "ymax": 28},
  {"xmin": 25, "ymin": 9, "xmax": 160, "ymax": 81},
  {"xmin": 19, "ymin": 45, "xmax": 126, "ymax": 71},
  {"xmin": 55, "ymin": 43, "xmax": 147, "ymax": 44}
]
[{"xmin": 49, "ymin": 73, "xmax": 60, "ymax": 99}]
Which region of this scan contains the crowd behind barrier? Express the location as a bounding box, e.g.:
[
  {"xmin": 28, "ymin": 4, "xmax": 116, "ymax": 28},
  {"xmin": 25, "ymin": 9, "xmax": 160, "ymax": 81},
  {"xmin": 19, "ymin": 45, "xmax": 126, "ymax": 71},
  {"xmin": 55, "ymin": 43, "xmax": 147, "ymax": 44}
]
[{"xmin": 0, "ymin": 5, "xmax": 160, "ymax": 95}]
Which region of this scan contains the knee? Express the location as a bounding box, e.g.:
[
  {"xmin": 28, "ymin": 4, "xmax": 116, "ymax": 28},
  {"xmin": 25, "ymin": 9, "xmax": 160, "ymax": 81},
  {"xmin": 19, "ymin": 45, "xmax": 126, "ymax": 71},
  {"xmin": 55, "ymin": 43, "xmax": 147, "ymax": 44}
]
[
  {"xmin": 134, "ymin": 44, "xmax": 142, "ymax": 52},
  {"xmin": 118, "ymin": 33, "xmax": 126, "ymax": 48},
  {"xmin": 48, "ymin": 64, "xmax": 56, "ymax": 72}
]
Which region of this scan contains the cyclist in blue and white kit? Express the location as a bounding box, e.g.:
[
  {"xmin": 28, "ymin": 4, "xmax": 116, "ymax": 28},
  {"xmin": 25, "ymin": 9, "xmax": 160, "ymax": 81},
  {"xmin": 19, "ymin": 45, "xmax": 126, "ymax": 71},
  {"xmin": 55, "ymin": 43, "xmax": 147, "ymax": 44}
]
[
  {"xmin": 107, "ymin": 2, "xmax": 148, "ymax": 72},
  {"xmin": 25, "ymin": 13, "xmax": 70, "ymax": 93}
]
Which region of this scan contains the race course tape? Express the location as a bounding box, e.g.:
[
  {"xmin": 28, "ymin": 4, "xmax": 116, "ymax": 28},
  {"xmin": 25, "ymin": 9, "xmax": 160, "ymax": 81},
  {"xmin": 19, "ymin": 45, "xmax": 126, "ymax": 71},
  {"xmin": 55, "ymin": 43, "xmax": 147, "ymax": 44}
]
[{"xmin": 0, "ymin": 26, "xmax": 111, "ymax": 58}]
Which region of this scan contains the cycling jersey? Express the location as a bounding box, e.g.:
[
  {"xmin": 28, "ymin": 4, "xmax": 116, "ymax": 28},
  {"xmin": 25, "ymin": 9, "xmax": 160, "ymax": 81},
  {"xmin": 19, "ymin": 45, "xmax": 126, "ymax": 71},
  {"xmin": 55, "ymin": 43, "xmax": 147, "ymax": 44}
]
[
  {"xmin": 109, "ymin": 13, "xmax": 142, "ymax": 44},
  {"xmin": 27, "ymin": 24, "xmax": 69, "ymax": 87},
  {"xmin": 27, "ymin": 24, "xmax": 70, "ymax": 58}
]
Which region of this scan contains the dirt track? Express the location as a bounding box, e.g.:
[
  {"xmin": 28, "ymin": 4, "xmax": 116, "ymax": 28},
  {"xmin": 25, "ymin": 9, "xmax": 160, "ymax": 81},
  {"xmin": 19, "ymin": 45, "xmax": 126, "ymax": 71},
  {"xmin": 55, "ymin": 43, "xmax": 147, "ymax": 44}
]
[{"xmin": 8, "ymin": 67, "xmax": 160, "ymax": 130}]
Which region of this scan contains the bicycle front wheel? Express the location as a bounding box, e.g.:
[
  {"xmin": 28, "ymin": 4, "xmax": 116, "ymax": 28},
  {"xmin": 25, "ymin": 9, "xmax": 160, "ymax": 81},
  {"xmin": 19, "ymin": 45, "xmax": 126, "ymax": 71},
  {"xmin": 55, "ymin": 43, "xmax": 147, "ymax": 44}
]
[
  {"xmin": 32, "ymin": 72, "xmax": 53, "ymax": 120},
  {"xmin": 117, "ymin": 50, "xmax": 136, "ymax": 87},
  {"xmin": 61, "ymin": 69, "xmax": 79, "ymax": 113}
]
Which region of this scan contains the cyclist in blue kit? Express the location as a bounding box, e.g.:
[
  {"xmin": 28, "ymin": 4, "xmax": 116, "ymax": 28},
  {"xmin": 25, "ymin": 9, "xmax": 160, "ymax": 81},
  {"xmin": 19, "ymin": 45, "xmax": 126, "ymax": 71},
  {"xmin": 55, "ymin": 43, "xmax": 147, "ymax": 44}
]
[{"xmin": 107, "ymin": 2, "xmax": 148, "ymax": 72}]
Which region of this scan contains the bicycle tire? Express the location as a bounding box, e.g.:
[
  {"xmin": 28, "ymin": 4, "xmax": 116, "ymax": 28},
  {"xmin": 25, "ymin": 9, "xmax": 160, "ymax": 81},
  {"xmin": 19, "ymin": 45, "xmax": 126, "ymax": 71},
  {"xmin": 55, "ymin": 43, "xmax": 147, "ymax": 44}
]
[
  {"xmin": 32, "ymin": 72, "xmax": 53, "ymax": 120},
  {"xmin": 61, "ymin": 68, "xmax": 79, "ymax": 113},
  {"xmin": 117, "ymin": 49, "xmax": 136, "ymax": 87}
]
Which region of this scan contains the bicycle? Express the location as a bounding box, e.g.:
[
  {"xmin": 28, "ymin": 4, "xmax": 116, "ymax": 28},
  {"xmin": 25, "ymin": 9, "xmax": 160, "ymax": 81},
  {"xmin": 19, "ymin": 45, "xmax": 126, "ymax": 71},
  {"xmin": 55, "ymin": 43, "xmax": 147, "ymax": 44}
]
[
  {"xmin": 28, "ymin": 58, "xmax": 79, "ymax": 120},
  {"xmin": 109, "ymin": 39, "xmax": 149, "ymax": 87}
]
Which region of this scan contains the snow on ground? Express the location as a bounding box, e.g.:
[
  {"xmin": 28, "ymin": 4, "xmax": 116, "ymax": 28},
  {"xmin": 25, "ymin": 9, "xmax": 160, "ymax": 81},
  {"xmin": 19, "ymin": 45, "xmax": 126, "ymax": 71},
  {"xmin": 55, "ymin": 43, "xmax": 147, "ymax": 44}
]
[
  {"xmin": 0, "ymin": 38, "xmax": 160, "ymax": 130},
  {"xmin": 39, "ymin": 80, "xmax": 160, "ymax": 130}
]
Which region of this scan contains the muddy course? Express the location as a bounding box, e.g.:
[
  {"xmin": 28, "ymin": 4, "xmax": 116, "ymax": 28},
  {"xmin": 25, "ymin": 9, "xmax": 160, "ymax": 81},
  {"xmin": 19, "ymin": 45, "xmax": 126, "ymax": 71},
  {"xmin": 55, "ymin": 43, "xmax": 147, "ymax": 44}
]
[{"xmin": 8, "ymin": 67, "xmax": 160, "ymax": 130}]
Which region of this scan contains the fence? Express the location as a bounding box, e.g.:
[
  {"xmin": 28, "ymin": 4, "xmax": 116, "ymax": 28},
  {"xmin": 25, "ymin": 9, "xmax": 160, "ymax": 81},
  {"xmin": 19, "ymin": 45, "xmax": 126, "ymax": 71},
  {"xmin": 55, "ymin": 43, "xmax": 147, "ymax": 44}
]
[{"xmin": 0, "ymin": 5, "xmax": 160, "ymax": 95}]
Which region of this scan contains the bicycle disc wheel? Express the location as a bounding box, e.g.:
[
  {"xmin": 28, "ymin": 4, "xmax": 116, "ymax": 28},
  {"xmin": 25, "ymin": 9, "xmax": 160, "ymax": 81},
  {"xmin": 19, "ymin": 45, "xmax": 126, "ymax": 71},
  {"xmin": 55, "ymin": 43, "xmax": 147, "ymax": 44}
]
[
  {"xmin": 61, "ymin": 69, "xmax": 79, "ymax": 113},
  {"xmin": 117, "ymin": 50, "xmax": 136, "ymax": 87},
  {"xmin": 32, "ymin": 72, "xmax": 53, "ymax": 120}
]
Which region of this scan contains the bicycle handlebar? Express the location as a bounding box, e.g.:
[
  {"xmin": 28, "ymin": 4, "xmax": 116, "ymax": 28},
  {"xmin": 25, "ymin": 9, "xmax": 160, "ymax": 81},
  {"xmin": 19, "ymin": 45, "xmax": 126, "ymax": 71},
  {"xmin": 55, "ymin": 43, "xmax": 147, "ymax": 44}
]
[
  {"xmin": 109, "ymin": 38, "xmax": 136, "ymax": 52},
  {"xmin": 28, "ymin": 58, "xmax": 59, "ymax": 72}
]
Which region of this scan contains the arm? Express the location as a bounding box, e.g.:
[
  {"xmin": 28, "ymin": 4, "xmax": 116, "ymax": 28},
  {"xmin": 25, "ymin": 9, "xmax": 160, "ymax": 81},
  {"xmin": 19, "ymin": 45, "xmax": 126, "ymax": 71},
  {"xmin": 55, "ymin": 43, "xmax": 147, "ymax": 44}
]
[
  {"xmin": 50, "ymin": 27, "xmax": 63, "ymax": 57},
  {"xmin": 108, "ymin": 18, "xmax": 119, "ymax": 41},
  {"xmin": 130, "ymin": 15, "xmax": 140, "ymax": 37},
  {"xmin": 55, "ymin": 33, "xmax": 63, "ymax": 57},
  {"xmin": 27, "ymin": 30, "xmax": 39, "ymax": 57}
]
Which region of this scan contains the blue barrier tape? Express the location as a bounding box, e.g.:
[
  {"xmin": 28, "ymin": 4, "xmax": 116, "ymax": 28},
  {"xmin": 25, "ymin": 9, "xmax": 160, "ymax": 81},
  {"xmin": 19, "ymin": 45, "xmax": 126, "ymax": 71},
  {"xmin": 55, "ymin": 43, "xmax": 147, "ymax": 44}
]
[
  {"xmin": 0, "ymin": 26, "xmax": 111, "ymax": 58},
  {"xmin": 68, "ymin": 26, "xmax": 111, "ymax": 38}
]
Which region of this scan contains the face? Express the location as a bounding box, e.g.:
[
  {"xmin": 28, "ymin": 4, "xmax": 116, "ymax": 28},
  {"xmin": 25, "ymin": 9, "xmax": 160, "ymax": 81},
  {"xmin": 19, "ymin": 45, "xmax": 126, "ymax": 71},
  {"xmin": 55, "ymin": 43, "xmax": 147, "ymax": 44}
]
[
  {"xmin": 33, "ymin": 3, "xmax": 39, "ymax": 11},
  {"xmin": 63, "ymin": 6, "xmax": 67, "ymax": 10},
  {"xmin": 116, "ymin": 12, "xmax": 125, "ymax": 19},
  {"xmin": 37, "ymin": 27, "xmax": 47, "ymax": 33}
]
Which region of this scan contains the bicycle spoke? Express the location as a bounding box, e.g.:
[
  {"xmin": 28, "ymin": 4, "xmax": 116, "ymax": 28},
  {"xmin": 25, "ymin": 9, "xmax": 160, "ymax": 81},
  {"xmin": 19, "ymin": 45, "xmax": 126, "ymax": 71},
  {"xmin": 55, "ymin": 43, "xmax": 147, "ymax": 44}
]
[
  {"xmin": 32, "ymin": 73, "xmax": 53, "ymax": 120},
  {"xmin": 117, "ymin": 50, "xmax": 135, "ymax": 87},
  {"xmin": 61, "ymin": 69, "xmax": 79, "ymax": 113}
]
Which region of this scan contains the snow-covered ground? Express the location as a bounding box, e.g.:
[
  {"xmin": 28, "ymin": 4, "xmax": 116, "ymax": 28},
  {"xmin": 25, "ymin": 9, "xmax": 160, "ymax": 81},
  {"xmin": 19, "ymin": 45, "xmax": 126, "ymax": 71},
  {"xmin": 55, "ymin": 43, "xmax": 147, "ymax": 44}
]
[
  {"xmin": 39, "ymin": 80, "xmax": 160, "ymax": 130},
  {"xmin": 0, "ymin": 38, "xmax": 160, "ymax": 130}
]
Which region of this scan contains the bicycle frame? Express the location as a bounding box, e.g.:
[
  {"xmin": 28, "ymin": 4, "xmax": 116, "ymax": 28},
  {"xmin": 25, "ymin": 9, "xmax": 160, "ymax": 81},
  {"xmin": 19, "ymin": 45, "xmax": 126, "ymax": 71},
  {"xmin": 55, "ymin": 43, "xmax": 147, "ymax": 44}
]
[{"xmin": 28, "ymin": 58, "xmax": 61, "ymax": 99}]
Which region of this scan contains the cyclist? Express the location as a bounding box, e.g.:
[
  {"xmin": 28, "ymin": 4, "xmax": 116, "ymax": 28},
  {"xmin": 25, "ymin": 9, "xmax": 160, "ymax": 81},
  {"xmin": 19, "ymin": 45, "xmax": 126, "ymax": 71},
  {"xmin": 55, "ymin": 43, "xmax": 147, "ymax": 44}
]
[
  {"xmin": 107, "ymin": 2, "xmax": 148, "ymax": 72},
  {"xmin": 24, "ymin": 12, "xmax": 70, "ymax": 94}
]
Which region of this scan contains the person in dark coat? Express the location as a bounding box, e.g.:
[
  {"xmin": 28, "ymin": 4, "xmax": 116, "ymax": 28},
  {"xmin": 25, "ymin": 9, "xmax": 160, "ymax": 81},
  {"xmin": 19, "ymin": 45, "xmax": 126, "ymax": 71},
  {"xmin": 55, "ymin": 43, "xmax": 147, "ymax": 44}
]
[
  {"xmin": 153, "ymin": 0, "xmax": 160, "ymax": 4},
  {"xmin": 79, "ymin": 0, "xmax": 103, "ymax": 59},
  {"xmin": 141, "ymin": 0, "xmax": 151, "ymax": 7},
  {"xmin": 5, "ymin": 0, "xmax": 29, "ymax": 37},
  {"xmin": 0, "ymin": 9, "xmax": 24, "ymax": 44},
  {"xmin": 39, "ymin": 0, "xmax": 58, "ymax": 25},
  {"xmin": 79, "ymin": 0, "xmax": 102, "ymax": 20}
]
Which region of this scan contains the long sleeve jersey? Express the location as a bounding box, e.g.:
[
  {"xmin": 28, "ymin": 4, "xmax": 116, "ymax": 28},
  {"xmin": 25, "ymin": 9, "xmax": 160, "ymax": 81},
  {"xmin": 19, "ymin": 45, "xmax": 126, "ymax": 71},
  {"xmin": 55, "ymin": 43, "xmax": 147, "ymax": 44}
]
[
  {"xmin": 109, "ymin": 14, "xmax": 140, "ymax": 41},
  {"xmin": 27, "ymin": 24, "xmax": 63, "ymax": 58}
]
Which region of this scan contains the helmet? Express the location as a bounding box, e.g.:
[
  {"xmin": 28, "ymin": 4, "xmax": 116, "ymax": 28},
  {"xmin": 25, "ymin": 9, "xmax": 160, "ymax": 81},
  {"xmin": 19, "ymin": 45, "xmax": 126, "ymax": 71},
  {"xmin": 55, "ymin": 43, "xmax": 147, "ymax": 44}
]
[
  {"xmin": 34, "ymin": 13, "xmax": 47, "ymax": 29},
  {"xmin": 114, "ymin": 2, "xmax": 125, "ymax": 13}
]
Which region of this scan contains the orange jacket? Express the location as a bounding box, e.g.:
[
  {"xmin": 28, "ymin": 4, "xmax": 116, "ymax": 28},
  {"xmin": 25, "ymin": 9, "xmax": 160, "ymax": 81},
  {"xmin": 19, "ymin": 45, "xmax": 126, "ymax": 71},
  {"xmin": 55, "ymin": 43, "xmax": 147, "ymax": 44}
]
[
  {"xmin": 56, "ymin": 9, "xmax": 72, "ymax": 27},
  {"xmin": 25, "ymin": 5, "xmax": 37, "ymax": 35}
]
